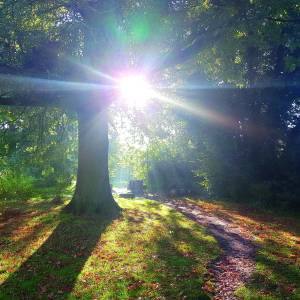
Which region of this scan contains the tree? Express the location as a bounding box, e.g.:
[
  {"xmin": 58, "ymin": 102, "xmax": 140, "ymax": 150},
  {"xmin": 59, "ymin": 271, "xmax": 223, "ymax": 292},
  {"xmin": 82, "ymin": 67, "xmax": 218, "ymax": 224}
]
[
  {"xmin": 1, "ymin": 0, "xmax": 300, "ymax": 214},
  {"xmin": 0, "ymin": 0, "xmax": 206, "ymax": 215},
  {"xmin": 0, "ymin": 1, "xmax": 123, "ymax": 215},
  {"xmin": 0, "ymin": 105, "xmax": 78, "ymax": 200}
]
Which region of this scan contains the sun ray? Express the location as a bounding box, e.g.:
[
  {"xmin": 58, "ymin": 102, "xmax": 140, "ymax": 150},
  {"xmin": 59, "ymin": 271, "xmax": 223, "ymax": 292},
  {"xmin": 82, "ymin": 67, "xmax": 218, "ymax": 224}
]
[
  {"xmin": 151, "ymin": 90, "xmax": 233, "ymax": 128},
  {"xmin": 0, "ymin": 74, "xmax": 115, "ymax": 92},
  {"xmin": 70, "ymin": 61, "xmax": 118, "ymax": 83}
]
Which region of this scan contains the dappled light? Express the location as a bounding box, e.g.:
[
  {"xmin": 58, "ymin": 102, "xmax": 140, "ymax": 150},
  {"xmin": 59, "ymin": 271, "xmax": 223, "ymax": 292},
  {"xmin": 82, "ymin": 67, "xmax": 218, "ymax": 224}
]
[
  {"xmin": 70, "ymin": 198, "xmax": 218, "ymax": 299},
  {"xmin": 0, "ymin": 199, "xmax": 113, "ymax": 299},
  {"xmin": 0, "ymin": 200, "xmax": 64, "ymax": 284},
  {"xmin": 0, "ymin": 198, "xmax": 219, "ymax": 299},
  {"xmin": 1, "ymin": 1, "xmax": 300, "ymax": 299}
]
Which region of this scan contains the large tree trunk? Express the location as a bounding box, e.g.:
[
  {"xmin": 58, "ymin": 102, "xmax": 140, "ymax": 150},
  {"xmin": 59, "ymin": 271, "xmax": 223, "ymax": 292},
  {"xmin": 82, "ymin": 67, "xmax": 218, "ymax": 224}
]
[{"xmin": 68, "ymin": 105, "xmax": 120, "ymax": 216}]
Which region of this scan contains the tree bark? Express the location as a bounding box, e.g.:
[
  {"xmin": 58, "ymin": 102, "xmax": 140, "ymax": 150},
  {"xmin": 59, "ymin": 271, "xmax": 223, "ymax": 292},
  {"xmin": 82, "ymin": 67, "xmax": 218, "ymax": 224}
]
[{"xmin": 68, "ymin": 105, "xmax": 120, "ymax": 216}]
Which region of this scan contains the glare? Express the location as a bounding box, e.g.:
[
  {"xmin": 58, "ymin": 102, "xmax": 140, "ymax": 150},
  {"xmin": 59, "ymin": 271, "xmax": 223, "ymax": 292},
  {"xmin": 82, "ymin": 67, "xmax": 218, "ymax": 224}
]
[{"xmin": 119, "ymin": 75, "xmax": 153, "ymax": 108}]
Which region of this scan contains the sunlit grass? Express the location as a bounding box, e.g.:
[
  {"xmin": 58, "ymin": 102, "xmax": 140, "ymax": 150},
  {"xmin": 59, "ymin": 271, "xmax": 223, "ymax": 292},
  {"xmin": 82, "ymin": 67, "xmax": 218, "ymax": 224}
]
[
  {"xmin": 0, "ymin": 197, "xmax": 219, "ymax": 299},
  {"xmin": 184, "ymin": 198, "xmax": 300, "ymax": 300},
  {"xmin": 0, "ymin": 199, "xmax": 64, "ymax": 284}
]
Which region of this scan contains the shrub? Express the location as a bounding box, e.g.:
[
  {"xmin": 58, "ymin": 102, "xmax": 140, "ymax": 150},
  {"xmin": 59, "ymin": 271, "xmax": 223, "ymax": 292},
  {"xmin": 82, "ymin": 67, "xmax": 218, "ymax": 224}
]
[{"xmin": 0, "ymin": 171, "xmax": 35, "ymax": 200}]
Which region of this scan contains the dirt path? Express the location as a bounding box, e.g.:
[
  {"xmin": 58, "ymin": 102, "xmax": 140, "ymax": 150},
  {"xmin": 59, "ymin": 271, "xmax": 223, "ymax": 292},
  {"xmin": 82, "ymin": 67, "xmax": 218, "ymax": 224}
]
[{"xmin": 162, "ymin": 199, "xmax": 257, "ymax": 300}]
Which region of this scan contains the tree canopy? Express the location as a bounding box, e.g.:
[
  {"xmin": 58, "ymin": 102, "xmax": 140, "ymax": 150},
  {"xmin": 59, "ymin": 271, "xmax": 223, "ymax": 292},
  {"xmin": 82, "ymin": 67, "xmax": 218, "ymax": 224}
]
[{"xmin": 0, "ymin": 0, "xmax": 300, "ymax": 213}]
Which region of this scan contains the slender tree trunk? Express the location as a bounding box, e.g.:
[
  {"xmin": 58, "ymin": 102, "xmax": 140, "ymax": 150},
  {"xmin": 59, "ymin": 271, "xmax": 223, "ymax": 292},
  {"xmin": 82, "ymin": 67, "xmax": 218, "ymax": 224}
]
[{"xmin": 68, "ymin": 105, "xmax": 120, "ymax": 216}]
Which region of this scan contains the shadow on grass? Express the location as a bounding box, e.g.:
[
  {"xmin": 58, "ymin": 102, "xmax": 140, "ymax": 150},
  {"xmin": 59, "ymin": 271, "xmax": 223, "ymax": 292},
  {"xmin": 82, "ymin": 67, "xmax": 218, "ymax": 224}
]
[
  {"xmin": 151, "ymin": 224, "xmax": 213, "ymax": 299},
  {"xmin": 209, "ymin": 200, "xmax": 300, "ymax": 237},
  {"xmin": 117, "ymin": 200, "xmax": 216, "ymax": 299},
  {"xmin": 0, "ymin": 211, "xmax": 113, "ymax": 300},
  {"xmin": 0, "ymin": 200, "xmax": 60, "ymax": 239},
  {"xmin": 245, "ymin": 239, "xmax": 300, "ymax": 298}
]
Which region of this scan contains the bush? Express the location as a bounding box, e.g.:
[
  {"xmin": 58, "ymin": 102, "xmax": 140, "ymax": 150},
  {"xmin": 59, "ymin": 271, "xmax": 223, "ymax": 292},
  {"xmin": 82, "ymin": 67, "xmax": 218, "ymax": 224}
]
[
  {"xmin": 249, "ymin": 180, "xmax": 300, "ymax": 211},
  {"xmin": 0, "ymin": 172, "xmax": 35, "ymax": 200}
]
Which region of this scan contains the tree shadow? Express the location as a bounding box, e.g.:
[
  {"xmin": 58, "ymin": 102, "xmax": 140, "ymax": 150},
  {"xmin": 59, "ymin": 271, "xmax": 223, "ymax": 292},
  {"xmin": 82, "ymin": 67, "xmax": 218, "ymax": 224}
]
[
  {"xmin": 115, "ymin": 200, "xmax": 217, "ymax": 299},
  {"xmin": 258, "ymin": 252, "xmax": 300, "ymax": 285},
  {"xmin": 0, "ymin": 211, "xmax": 113, "ymax": 300},
  {"xmin": 0, "ymin": 199, "xmax": 61, "ymax": 237},
  {"xmin": 247, "ymin": 248, "xmax": 300, "ymax": 298},
  {"xmin": 211, "ymin": 201, "xmax": 300, "ymax": 237},
  {"xmin": 151, "ymin": 217, "xmax": 216, "ymax": 299},
  {"xmin": 174, "ymin": 198, "xmax": 300, "ymax": 239},
  {"xmin": 0, "ymin": 200, "xmax": 68, "ymax": 259}
]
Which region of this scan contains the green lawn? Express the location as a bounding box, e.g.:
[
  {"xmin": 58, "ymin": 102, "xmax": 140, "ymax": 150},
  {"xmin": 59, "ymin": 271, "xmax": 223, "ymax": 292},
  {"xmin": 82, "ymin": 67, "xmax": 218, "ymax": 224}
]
[{"xmin": 0, "ymin": 198, "xmax": 219, "ymax": 299}]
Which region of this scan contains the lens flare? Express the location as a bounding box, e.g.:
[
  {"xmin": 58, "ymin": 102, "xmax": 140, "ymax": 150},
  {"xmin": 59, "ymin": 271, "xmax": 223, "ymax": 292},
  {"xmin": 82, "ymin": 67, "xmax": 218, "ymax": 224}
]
[{"xmin": 119, "ymin": 75, "xmax": 152, "ymax": 108}]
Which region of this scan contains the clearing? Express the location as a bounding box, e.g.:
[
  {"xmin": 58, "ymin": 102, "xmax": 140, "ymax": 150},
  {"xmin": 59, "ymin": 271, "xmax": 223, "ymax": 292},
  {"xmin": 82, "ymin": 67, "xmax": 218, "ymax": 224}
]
[{"xmin": 0, "ymin": 197, "xmax": 299, "ymax": 299}]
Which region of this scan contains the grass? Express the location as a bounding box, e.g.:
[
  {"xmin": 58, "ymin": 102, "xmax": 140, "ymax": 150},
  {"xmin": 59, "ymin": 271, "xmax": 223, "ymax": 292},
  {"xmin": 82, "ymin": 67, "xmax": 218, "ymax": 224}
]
[
  {"xmin": 183, "ymin": 198, "xmax": 300, "ymax": 300},
  {"xmin": 0, "ymin": 197, "xmax": 219, "ymax": 299}
]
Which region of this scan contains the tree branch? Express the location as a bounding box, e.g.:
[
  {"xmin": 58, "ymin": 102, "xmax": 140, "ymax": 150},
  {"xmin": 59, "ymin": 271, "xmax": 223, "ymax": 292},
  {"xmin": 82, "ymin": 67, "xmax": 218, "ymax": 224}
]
[
  {"xmin": 155, "ymin": 15, "xmax": 238, "ymax": 72},
  {"xmin": 154, "ymin": 30, "xmax": 220, "ymax": 71},
  {"xmin": 0, "ymin": 90, "xmax": 77, "ymax": 108}
]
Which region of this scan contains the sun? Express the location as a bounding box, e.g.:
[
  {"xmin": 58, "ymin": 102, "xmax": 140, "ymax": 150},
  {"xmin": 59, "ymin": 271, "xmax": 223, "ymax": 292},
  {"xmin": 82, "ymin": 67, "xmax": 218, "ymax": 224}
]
[{"xmin": 118, "ymin": 75, "xmax": 153, "ymax": 108}]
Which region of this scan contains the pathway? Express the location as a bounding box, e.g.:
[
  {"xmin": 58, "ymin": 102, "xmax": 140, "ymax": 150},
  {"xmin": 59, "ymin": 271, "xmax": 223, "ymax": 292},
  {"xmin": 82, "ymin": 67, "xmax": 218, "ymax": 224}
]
[{"xmin": 162, "ymin": 199, "xmax": 257, "ymax": 300}]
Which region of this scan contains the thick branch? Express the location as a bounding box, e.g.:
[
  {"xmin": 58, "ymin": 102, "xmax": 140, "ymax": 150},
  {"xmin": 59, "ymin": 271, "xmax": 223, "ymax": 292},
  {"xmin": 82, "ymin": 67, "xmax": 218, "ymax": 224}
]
[
  {"xmin": 0, "ymin": 91, "xmax": 72, "ymax": 107},
  {"xmin": 0, "ymin": 71, "xmax": 114, "ymax": 108}
]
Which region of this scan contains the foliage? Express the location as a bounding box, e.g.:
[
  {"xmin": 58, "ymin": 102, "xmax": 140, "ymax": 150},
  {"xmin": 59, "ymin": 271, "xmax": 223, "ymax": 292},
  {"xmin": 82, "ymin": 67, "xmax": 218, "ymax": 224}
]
[
  {"xmin": 108, "ymin": 105, "xmax": 207, "ymax": 196},
  {"xmin": 169, "ymin": 1, "xmax": 300, "ymax": 208},
  {"xmin": 0, "ymin": 0, "xmax": 300, "ymax": 210},
  {"xmin": 107, "ymin": 0, "xmax": 300, "ymax": 209},
  {"xmin": 0, "ymin": 106, "xmax": 78, "ymax": 199},
  {"xmin": 0, "ymin": 171, "xmax": 35, "ymax": 201}
]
